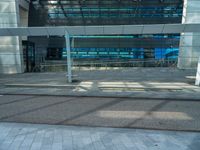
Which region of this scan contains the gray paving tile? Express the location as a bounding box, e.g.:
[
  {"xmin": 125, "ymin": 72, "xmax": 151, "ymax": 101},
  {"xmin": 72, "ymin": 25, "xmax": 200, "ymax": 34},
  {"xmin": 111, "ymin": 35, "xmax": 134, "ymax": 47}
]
[
  {"xmin": 40, "ymin": 129, "xmax": 54, "ymax": 150},
  {"xmin": 111, "ymin": 135, "xmax": 127, "ymax": 150},
  {"xmin": 0, "ymin": 127, "xmax": 21, "ymax": 150},
  {"xmin": 0, "ymin": 122, "xmax": 200, "ymax": 150},
  {"xmin": 8, "ymin": 127, "xmax": 32, "ymax": 150},
  {"xmin": 120, "ymin": 134, "xmax": 136, "ymax": 148},
  {"xmin": 19, "ymin": 128, "xmax": 37, "ymax": 150},
  {"xmin": 189, "ymin": 140, "xmax": 200, "ymax": 150},
  {"xmin": 0, "ymin": 126, "xmax": 12, "ymax": 145},
  {"xmin": 52, "ymin": 129, "xmax": 63, "ymax": 150},
  {"xmin": 30, "ymin": 130, "xmax": 45, "ymax": 150},
  {"xmin": 90, "ymin": 132, "xmax": 106, "ymax": 150},
  {"xmin": 62, "ymin": 130, "xmax": 73, "ymax": 150}
]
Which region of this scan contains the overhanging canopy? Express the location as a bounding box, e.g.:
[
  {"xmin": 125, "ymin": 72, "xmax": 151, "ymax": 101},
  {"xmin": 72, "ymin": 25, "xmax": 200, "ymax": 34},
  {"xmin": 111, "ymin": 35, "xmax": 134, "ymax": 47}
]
[{"xmin": 0, "ymin": 24, "xmax": 200, "ymax": 36}]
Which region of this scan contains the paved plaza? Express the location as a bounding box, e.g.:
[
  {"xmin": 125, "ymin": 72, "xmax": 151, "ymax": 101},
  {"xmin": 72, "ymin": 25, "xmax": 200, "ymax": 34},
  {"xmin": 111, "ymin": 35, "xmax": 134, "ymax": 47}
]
[
  {"xmin": 0, "ymin": 95, "xmax": 200, "ymax": 131},
  {"xmin": 0, "ymin": 68, "xmax": 200, "ymax": 99},
  {"xmin": 0, "ymin": 122, "xmax": 200, "ymax": 150},
  {"xmin": 0, "ymin": 68, "xmax": 200, "ymax": 149}
]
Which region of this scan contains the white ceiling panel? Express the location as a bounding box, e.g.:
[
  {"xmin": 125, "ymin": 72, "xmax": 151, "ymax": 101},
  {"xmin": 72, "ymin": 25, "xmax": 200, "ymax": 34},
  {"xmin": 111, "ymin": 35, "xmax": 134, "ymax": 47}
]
[
  {"xmin": 8, "ymin": 28, "xmax": 29, "ymax": 36},
  {"xmin": 66, "ymin": 26, "xmax": 85, "ymax": 35},
  {"xmin": 0, "ymin": 28, "xmax": 11, "ymax": 36},
  {"xmin": 85, "ymin": 26, "xmax": 104, "ymax": 35},
  {"xmin": 123, "ymin": 25, "xmax": 143, "ymax": 34},
  {"xmin": 184, "ymin": 24, "xmax": 200, "ymax": 32},
  {"xmin": 103, "ymin": 25, "xmax": 123, "ymax": 34},
  {"xmin": 162, "ymin": 24, "xmax": 186, "ymax": 34},
  {"xmin": 142, "ymin": 24, "xmax": 164, "ymax": 34},
  {"xmin": 0, "ymin": 24, "xmax": 200, "ymax": 36},
  {"xmin": 28, "ymin": 27, "xmax": 48, "ymax": 36},
  {"xmin": 47, "ymin": 27, "xmax": 65, "ymax": 36}
]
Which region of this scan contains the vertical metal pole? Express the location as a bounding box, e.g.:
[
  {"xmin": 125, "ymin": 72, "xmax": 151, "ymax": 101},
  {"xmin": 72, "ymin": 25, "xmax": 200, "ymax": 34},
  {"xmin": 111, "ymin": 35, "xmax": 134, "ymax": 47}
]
[
  {"xmin": 195, "ymin": 57, "xmax": 200, "ymax": 86},
  {"xmin": 65, "ymin": 32, "xmax": 72, "ymax": 83}
]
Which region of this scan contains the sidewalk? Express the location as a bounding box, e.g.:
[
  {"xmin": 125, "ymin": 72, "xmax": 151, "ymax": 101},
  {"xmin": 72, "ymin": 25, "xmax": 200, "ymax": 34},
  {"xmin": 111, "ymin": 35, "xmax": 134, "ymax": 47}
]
[
  {"xmin": 0, "ymin": 68, "xmax": 200, "ymax": 100},
  {"xmin": 1, "ymin": 122, "xmax": 199, "ymax": 150}
]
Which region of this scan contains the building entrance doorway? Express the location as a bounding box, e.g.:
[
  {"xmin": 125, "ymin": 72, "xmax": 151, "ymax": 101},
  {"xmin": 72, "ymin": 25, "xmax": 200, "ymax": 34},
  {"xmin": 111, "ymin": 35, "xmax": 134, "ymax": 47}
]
[{"xmin": 22, "ymin": 41, "xmax": 35, "ymax": 72}]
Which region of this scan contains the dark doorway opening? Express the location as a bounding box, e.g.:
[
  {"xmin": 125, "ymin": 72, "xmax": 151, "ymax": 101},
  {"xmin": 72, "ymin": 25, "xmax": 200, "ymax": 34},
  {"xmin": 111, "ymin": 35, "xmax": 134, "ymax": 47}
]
[{"xmin": 22, "ymin": 41, "xmax": 35, "ymax": 72}]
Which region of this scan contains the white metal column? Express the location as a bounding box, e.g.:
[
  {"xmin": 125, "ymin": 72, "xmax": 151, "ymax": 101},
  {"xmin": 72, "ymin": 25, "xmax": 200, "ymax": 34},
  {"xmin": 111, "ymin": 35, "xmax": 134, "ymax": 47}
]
[
  {"xmin": 65, "ymin": 32, "xmax": 72, "ymax": 83},
  {"xmin": 195, "ymin": 57, "xmax": 200, "ymax": 86}
]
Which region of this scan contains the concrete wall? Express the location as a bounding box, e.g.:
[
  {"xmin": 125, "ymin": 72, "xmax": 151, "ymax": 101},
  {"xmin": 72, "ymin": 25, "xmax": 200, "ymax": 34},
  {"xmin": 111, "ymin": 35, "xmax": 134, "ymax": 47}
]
[
  {"xmin": 0, "ymin": 0, "xmax": 30, "ymax": 74},
  {"xmin": 19, "ymin": 6, "xmax": 28, "ymax": 27},
  {"xmin": 19, "ymin": 0, "xmax": 29, "ymax": 41},
  {"xmin": 178, "ymin": 0, "xmax": 200, "ymax": 69},
  {"xmin": 0, "ymin": 0, "xmax": 24, "ymax": 74}
]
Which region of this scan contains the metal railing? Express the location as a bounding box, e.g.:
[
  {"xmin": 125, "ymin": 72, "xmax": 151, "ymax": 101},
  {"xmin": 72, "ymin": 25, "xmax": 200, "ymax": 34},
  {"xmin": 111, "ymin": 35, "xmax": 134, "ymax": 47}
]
[{"xmin": 32, "ymin": 59, "xmax": 178, "ymax": 72}]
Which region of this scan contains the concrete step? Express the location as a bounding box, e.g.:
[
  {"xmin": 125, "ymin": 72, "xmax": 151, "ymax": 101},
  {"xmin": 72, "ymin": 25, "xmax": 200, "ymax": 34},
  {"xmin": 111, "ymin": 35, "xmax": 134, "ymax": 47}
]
[
  {"xmin": 5, "ymin": 83, "xmax": 185, "ymax": 91},
  {"xmin": 5, "ymin": 84, "xmax": 77, "ymax": 88}
]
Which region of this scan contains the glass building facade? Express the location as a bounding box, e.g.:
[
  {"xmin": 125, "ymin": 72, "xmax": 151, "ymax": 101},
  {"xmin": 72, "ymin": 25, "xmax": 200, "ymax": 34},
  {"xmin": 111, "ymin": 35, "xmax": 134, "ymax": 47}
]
[
  {"xmin": 28, "ymin": 0, "xmax": 183, "ymax": 66},
  {"xmin": 29, "ymin": 0, "xmax": 183, "ymax": 26}
]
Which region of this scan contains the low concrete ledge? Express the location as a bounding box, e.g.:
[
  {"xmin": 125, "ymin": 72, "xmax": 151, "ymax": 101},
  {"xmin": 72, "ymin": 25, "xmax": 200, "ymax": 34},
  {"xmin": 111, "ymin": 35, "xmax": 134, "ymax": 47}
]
[
  {"xmin": 5, "ymin": 84, "xmax": 78, "ymax": 89},
  {"xmin": 99, "ymin": 86, "xmax": 182, "ymax": 91},
  {"xmin": 5, "ymin": 83, "xmax": 185, "ymax": 92}
]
